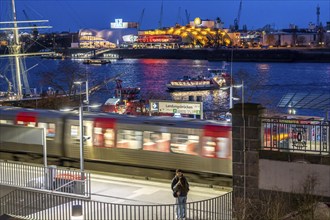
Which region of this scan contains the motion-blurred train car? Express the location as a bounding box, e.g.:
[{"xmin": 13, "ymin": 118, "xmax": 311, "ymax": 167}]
[{"xmin": 0, "ymin": 106, "xmax": 232, "ymax": 185}]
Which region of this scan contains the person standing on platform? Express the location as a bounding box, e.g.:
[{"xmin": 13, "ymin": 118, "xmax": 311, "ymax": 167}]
[{"xmin": 171, "ymin": 169, "xmax": 190, "ymax": 219}]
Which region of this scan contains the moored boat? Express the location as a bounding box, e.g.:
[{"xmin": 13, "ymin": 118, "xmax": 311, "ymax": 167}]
[
  {"xmin": 83, "ymin": 59, "xmax": 111, "ymax": 65},
  {"xmin": 41, "ymin": 52, "xmax": 64, "ymax": 59},
  {"xmin": 166, "ymin": 66, "xmax": 230, "ymax": 92}
]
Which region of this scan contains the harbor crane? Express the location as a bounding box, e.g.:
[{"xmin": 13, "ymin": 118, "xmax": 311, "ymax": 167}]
[
  {"xmin": 234, "ymin": 0, "xmax": 242, "ymax": 31},
  {"xmin": 185, "ymin": 9, "xmax": 190, "ymax": 25},
  {"xmin": 176, "ymin": 7, "xmax": 181, "ymax": 25},
  {"xmin": 158, "ymin": 1, "xmax": 163, "ymax": 29},
  {"xmin": 138, "ymin": 8, "xmax": 145, "ymax": 30}
]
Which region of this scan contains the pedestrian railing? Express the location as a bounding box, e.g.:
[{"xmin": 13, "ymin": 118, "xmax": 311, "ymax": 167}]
[
  {"xmin": 261, "ymin": 117, "xmax": 329, "ymax": 154},
  {"xmin": 0, "ymin": 160, "xmax": 91, "ymax": 198},
  {"xmin": 0, "ymin": 188, "xmax": 232, "ymax": 220}
]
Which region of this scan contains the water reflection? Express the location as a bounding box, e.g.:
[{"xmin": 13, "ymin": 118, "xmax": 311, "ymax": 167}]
[{"xmin": 256, "ymin": 63, "xmax": 270, "ymax": 73}]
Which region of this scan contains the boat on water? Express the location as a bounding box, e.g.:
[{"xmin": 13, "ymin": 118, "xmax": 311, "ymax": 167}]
[
  {"xmin": 83, "ymin": 59, "xmax": 111, "ymax": 65},
  {"xmin": 166, "ymin": 66, "xmax": 231, "ymax": 92},
  {"xmin": 102, "ymin": 79, "xmax": 146, "ymax": 115},
  {"xmin": 41, "ymin": 52, "xmax": 64, "ymax": 59}
]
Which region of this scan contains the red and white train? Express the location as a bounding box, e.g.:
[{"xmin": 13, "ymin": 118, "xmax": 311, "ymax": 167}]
[{"xmin": 0, "ymin": 106, "xmax": 232, "ymax": 184}]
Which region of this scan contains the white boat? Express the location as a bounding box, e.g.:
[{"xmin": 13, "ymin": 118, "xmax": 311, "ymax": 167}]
[
  {"xmin": 166, "ymin": 66, "xmax": 231, "ymax": 92},
  {"xmin": 83, "ymin": 59, "xmax": 111, "ymax": 65}
]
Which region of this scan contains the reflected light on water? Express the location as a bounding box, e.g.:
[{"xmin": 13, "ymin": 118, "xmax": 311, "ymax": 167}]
[
  {"xmin": 256, "ymin": 63, "xmax": 270, "ymax": 73},
  {"xmin": 139, "ymin": 59, "xmax": 169, "ymax": 64}
]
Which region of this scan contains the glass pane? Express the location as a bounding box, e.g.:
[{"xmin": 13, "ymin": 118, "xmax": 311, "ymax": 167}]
[
  {"xmin": 38, "ymin": 122, "xmax": 56, "ymax": 139},
  {"xmin": 117, "ymin": 129, "xmax": 142, "ymax": 149},
  {"xmin": 143, "ymin": 131, "xmax": 171, "ymax": 152},
  {"xmin": 170, "ymin": 134, "xmax": 199, "ymax": 155},
  {"xmin": 93, "ymin": 127, "xmax": 115, "ymax": 148},
  {"xmin": 71, "ymin": 125, "xmax": 78, "ymax": 138},
  {"xmin": 202, "ymin": 136, "xmax": 231, "ymax": 158},
  {"xmin": 0, "ymin": 120, "xmax": 13, "ymax": 125}
]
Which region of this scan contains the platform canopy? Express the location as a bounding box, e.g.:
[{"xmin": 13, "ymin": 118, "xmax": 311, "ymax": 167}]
[{"xmin": 277, "ymin": 92, "xmax": 330, "ymax": 110}]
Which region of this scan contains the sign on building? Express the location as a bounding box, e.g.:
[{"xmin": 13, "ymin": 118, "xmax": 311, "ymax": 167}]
[{"xmin": 149, "ymin": 100, "xmax": 203, "ymax": 117}]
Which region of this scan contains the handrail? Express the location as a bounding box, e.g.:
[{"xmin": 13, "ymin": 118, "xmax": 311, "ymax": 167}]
[{"xmin": 0, "ymin": 189, "xmax": 232, "ymax": 220}]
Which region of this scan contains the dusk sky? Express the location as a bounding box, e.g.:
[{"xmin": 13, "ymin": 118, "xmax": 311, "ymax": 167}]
[{"xmin": 1, "ymin": 0, "xmax": 329, "ymax": 32}]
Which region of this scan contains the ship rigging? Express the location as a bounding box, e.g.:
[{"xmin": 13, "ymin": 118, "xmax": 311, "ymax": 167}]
[{"xmin": 0, "ymin": 0, "xmax": 52, "ymax": 100}]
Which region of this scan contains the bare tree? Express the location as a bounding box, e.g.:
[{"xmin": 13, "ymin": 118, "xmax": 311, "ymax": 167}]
[{"xmin": 40, "ymin": 61, "xmax": 88, "ymax": 97}]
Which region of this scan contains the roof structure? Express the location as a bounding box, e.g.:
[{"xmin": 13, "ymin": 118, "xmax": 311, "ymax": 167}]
[{"xmin": 277, "ymin": 92, "xmax": 330, "ymax": 110}]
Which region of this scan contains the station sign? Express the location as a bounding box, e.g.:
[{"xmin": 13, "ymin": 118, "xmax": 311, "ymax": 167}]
[{"xmin": 149, "ymin": 100, "xmax": 203, "ymax": 116}]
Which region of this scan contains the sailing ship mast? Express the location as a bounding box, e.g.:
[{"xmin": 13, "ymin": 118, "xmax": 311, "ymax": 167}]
[{"xmin": 0, "ymin": 0, "xmax": 52, "ymax": 100}]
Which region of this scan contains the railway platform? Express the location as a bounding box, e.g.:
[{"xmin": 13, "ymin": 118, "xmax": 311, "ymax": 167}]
[
  {"xmin": 0, "ymin": 164, "xmax": 232, "ymax": 220},
  {"xmin": 88, "ymin": 171, "xmax": 231, "ymax": 204}
]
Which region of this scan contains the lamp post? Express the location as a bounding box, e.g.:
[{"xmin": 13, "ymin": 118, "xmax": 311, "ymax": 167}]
[
  {"xmin": 221, "ymin": 81, "xmax": 244, "ymax": 109},
  {"xmin": 78, "ymin": 105, "xmax": 84, "ymax": 174},
  {"xmin": 74, "ymin": 80, "xmax": 89, "ymax": 106},
  {"xmin": 61, "ymin": 103, "xmax": 100, "ymax": 194}
]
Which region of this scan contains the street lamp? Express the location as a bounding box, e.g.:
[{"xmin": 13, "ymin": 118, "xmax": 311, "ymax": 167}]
[
  {"xmin": 74, "ymin": 80, "xmax": 89, "ymax": 105},
  {"xmin": 220, "ymin": 81, "xmax": 244, "ymax": 109}
]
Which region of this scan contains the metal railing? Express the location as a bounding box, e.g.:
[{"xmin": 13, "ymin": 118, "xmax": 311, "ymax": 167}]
[
  {"xmin": 261, "ymin": 117, "xmax": 329, "ymax": 154},
  {"xmin": 0, "ymin": 160, "xmax": 91, "ymax": 198},
  {"xmin": 0, "ymin": 189, "xmax": 232, "ymax": 220}
]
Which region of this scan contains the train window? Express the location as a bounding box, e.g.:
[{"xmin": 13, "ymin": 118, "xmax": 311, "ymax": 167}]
[
  {"xmin": 202, "ymin": 137, "xmax": 217, "ymax": 157},
  {"xmin": 143, "ymin": 131, "xmax": 170, "ymax": 152},
  {"xmin": 202, "ymin": 125, "xmax": 232, "ymax": 158},
  {"xmin": 17, "ymin": 120, "xmax": 36, "ymax": 127},
  {"xmin": 71, "ymin": 125, "xmax": 86, "ymax": 139},
  {"xmin": 71, "ymin": 126, "xmax": 78, "ymax": 137},
  {"xmin": 0, "ymin": 120, "xmax": 14, "ymax": 125},
  {"xmin": 93, "ymin": 127, "xmax": 115, "ymax": 148},
  {"xmin": 202, "ymin": 136, "xmax": 231, "ymax": 158},
  {"xmin": 38, "ymin": 122, "xmax": 56, "ymax": 139},
  {"xmin": 116, "ymin": 129, "xmax": 142, "ymax": 149},
  {"xmin": 170, "ymin": 134, "xmax": 199, "ymax": 155}
]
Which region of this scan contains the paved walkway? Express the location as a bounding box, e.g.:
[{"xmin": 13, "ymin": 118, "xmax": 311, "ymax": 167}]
[{"xmin": 90, "ymin": 172, "xmax": 231, "ymax": 205}]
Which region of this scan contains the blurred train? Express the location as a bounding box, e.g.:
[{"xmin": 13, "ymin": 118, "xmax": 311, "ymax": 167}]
[{"xmin": 0, "ymin": 106, "xmax": 232, "ymax": 185}]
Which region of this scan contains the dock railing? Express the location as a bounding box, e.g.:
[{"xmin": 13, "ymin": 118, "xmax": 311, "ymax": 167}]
[
  {"xmin": 0, "ymin": 160, "xmax": 91, "ymax": 198},
  {"xmin": 261, "ymin": 117, "xmax": 329, "ymax": 154}
]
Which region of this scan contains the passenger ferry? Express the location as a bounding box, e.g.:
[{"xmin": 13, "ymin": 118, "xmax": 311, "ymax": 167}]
[
  {"xmin": 166, "ymin": 67, "xmax": 230, "ymax": 92},
  {"xmin": 83, "ymin": 59, "xmax": 111, "ymax": 65}
]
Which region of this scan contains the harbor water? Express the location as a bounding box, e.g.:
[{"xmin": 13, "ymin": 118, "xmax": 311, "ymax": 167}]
[{"xmin": 1, "ymin": 57, "xmax": 329, "ymax": 118}]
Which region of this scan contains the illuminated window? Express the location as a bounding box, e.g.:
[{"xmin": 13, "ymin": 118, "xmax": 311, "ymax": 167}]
[
  {"xmin": 0, "ymin": 120, "xmax": 13, "ymax": 125},
  {"xmin": 170, "ymin": 134, "xmax": 199, "ymax": 156},
  {"xmin": 17, "ymin": 120, "xmax": 36, "ymax": 127},
  {"xmin": 71, "ymin": 126, "xmax": 78, "ymax": 138},
  {"xmin": 38, "ymin": 122, "xmax": 56, "ymax": 139},
  {"xmin": 202, "ymin": 136, "xmax": 231, "ymax": 158},
  {"xmin": 116, "ymin": 129, "xmax": 142, "ymax": 149},
  {"xmin": 143, "ymin": 131, "xmax": 170, "ymax": 152},
  {"xmin": 93, "ymin": 127, "xmax": 115, "ymax": 148}
]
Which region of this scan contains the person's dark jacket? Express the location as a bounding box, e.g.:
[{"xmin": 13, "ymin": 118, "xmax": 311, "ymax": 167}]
[{"xmin": 171, "ymin": 175, "xmax": 189, "ymax": 197}]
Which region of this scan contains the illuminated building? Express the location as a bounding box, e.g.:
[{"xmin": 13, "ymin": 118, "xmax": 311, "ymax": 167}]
[
  {"xmin": 136, "ymin": 22, "xmax": 232, "ymax": 48},
  {"xmin": 78, "ymin": 18, "xmax": 233, "ymax": 49},
  {"xmin": 78, "ymin": 19, "xmax": 138, "ymax": 49}
]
